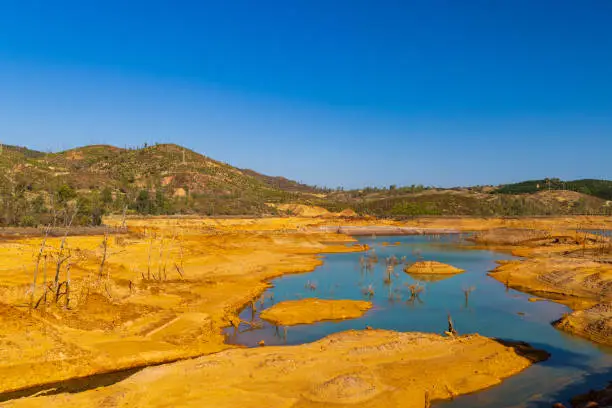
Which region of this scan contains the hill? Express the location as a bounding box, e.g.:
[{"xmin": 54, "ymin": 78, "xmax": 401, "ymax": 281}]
[
  {"xmin": 0, "ymin": 143, "xmax": 323, "ymax": 226},
  {"xmin": 495, "ymin": 178, "xmax": 612, "ymax": 200},
  {"xmin": 1, "ymin": 142, "xmax": 611, "ymax": 226},
  {"xmin": 316, "ymin": 188, "xmax": 609, "ymax": 218}
]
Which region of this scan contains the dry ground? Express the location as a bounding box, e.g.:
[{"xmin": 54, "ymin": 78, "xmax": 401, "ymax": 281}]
[
  {"xmin": 0, "ymin": 214, "xmax": 607, "ymax": 406},
  {"xmin": 4, "ymin": 330, "xmax": 547, "ymax": 408},
  {"xmin": 0, "ymin": 217, "xmax": 360, "ymax": 394}
]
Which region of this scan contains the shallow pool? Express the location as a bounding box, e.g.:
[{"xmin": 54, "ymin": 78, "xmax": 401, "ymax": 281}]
[{"xmin": 225, "ymin": 235, "xmax": 612, "ymax": 407}]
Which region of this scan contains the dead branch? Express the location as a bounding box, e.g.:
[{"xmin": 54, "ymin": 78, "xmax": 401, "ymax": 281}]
[
  {"xmin": 147, "ymin": 232, "xmax": 154, "ymax": 280},
  {"xmin": 30, "ymin": 225, "xmax": 51, "ymax": 309},
  {"xmin": 447, "ymin": 313, "xmax": 458, "ymax": 336},
  {"xmin": 98, "ymin": 232, "xmax": 109, "ymax": 278}
]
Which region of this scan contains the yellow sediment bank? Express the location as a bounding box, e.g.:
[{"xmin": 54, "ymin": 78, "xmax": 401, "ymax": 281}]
[
  {"xmin": 0, "ymin": 217, "xmax": 362, "ymax": 394},
  {"xmin": 404, "ymin": 260, "xmax": 464, "ymax": 275},
  {"xmin": 7, "ymin": 330, "xmax": 548, "ymax": 408},
  {"xmin": 260, "ymin": 298, "xmax": 372, "ymax": 326},
  {"xmin": 475, "ymin": 227, "xmax": 612, "ymax": 345},
  {"xmin": 553, "ymin": 302, "xmax": 612, "ymax": 346},
  {"xmin": 0, "ymin": 215, "xmax": 592, "ymax": 404}
]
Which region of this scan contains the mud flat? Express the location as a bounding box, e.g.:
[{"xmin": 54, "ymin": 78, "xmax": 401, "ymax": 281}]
[
  {"xmin": 6, "ymin": 330, "xmax": 548, "ymax": 408},
  {"xmin": 553, "ymin": 302, "xmax": 612, "ymax": 347},
  {"xmin": 260, "ymin": 298, "xmax": 372, "ymax": 325},
  {"xmin": 404, "ymin": 260, "xmax": 464, "ymax": 275}
]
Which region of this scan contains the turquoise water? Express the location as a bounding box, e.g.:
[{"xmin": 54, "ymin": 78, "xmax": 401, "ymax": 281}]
[{"xmin": 225, "ymin": 235, "xmax": 612, "ymax": 407}]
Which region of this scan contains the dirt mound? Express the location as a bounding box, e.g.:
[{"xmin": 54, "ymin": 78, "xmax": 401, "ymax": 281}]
[
  {"xmin": 404, "ymin": 261, "xmax": 464, "ymax": 275},
  {"xmin": 489, "ymin": 258, "xmax": 612, "ymax": 304},
  {"xmin": 305, "ymin": 373, "xmax": 383, "ymax": 403},
  {"xmin": 553, "ymin": 302, "xmax": 612, "ymax": 346},
  {"xmin": 274, "ymin": 203, "xmax": 332, "ymax": 217},
  {"xmin": 337, "ymin": 208, "xmax": 358, "ymax": 218},
  {"xmin": 271, "ymin": 204, "xmax": 358, "ymax": 218},
  {"xmin": 260, "ymin": 298, "xmax": 372, "ymax": 325}
]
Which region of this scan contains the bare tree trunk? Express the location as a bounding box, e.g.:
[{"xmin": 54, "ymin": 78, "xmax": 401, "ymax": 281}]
[
  {"xmin": 147, "ymin": 233, "xmax": 154, "ymax": 280},
  {"xmin": 447, "ymin": 313, "xmax": 457, "ymax": 336},
  {"xmin": 53, "ymin": 210, "xmax": 77, "ymax": 292},
  {"xmin": 65, "ymin": 262, "xmax": 71, "ymax": 308},
  {"xmin": 30, "ymin": 226, "xmax": 50, "ymax": 309},
  {"xmin": 157, "ymin": 235, "xmax": 164, "ymax": 280},
  {"xmin": 53, "ymin": 235, "xmax": 69, "ymax": 291},
  {"xmin": 98, "ymin": 232, "xmax": 109, "ymax": 278},
  {"xmin": 42, "ymin": 254, "xmax": 48, "ymax": 303},
  {"xmin": 121, "ymin": 205, "xmax": 128, "ymax": 229}
]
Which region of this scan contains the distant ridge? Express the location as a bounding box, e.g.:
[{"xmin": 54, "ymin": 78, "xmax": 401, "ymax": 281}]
[
  {"xmin": 495, "ymin": 178, "xmax": 612, "ymax": 201},
  {"xmin": 0, "ymin": 142, "xmax": 324, "ymax": 226},
  {"xmin": 0, "ymin": 142, "xmax": 611, "ymax": 226}
]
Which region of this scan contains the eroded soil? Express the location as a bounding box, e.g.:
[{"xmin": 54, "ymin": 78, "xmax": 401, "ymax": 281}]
[
  {"xmin": 4, "ymin": 330, "xmax": 548, "ymax": 408},
  {"xmin": 474, "ymin": 227, "xmax": 612, "ymax": 345}
]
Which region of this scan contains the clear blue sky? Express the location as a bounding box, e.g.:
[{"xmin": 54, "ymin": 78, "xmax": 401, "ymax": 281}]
[{"xmin": 0, "ymin": 1, "xmax": 611, "ymax": 188}]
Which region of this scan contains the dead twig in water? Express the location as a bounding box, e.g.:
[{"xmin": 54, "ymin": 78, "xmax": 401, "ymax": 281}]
[{"xmin": 462, "ymin": 286, "xmax": 476, "ymax": 308}]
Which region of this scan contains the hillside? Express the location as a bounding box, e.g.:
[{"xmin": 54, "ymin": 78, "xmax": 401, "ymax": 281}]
[
  {"xmin": 0, "ymin": 143, "xmax": 322, "ymax": 226},
  {"xmin": 495, "ymin": 178, "xmax": 612, "ymax": 200},
  {"xmin": 1, "ymin": 142, "xmax": 611, "ymax": 226},
  {"xmin": 317, "ymin": 186, "xmax": 611, "ymax": 218}
]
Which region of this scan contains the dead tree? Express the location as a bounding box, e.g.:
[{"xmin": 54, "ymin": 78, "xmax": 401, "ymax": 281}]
[
  {"xmin": 55, "ymin": 261, "xmax": 72, "ymax": 306},
  {"xmin": 406, "ymin": 283, "xmax": 424, "ymax": 302},
  {"xmin": 64, "ymin": 262, "xmax": 71, "ymax": 307},
  {"xmin": 446, "ymin": 313, "xmax": 458, "ymax": 336},
  {"xmin": 177, "ymin": 230, "xmax": 185, "ymax": 277},
  {"xmin": 120, "ymin": 205, "xmax": 128, "ymax": 229},
  {"xmin": 157, "ymin": 235, "xmax": 165, "ymax": 280},
  {"xmin": 463, "ymin": 286, "xmax": 476, "ymax": 308},
  {"xmin": 53, "ymin": 235, "xmax": 71, "ymax": 295},
  {"xmin": 147, "ymin": 233, "xmax": 154, "ymax": 280},
  {"xmin": 53, "ymin": 208, "xmax": 77, "ymax": 295},
  {"xmin": 30, "ymin": 226, "xmax": 51, "ymax": 309},
  {"xmin": 98, "ymin": 232, "xmax": 109, "ymax": 279}
]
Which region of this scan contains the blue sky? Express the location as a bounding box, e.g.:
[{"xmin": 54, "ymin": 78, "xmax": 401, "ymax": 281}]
[{"xmin": 0, "ymin": 1, "xmax": 611, "ymax": 188}]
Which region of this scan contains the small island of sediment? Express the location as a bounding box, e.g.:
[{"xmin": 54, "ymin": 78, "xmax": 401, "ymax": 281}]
[
  {"xmin": 260, "ymin": 298, "xmax": 372, "ymax": 326},
  {"xmin": 404, "ymin": 261, "xmax": 465, "ymax": 275}
]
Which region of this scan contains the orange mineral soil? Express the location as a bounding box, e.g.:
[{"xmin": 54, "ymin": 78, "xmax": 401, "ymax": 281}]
[
  {"xmin": 260, "ymin": 298, "xmax": 372, "ymax": 325},
  {"xmin": 1, "ymin": 215, "xmax": 591, "ymax": 406},
  {"xmin": 404, "ymin": 260, "xmax": 464, "ymax": 275},
  {"xmin": 7, "ymin": 330, "xmax": 548, "ymax": 408}
]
